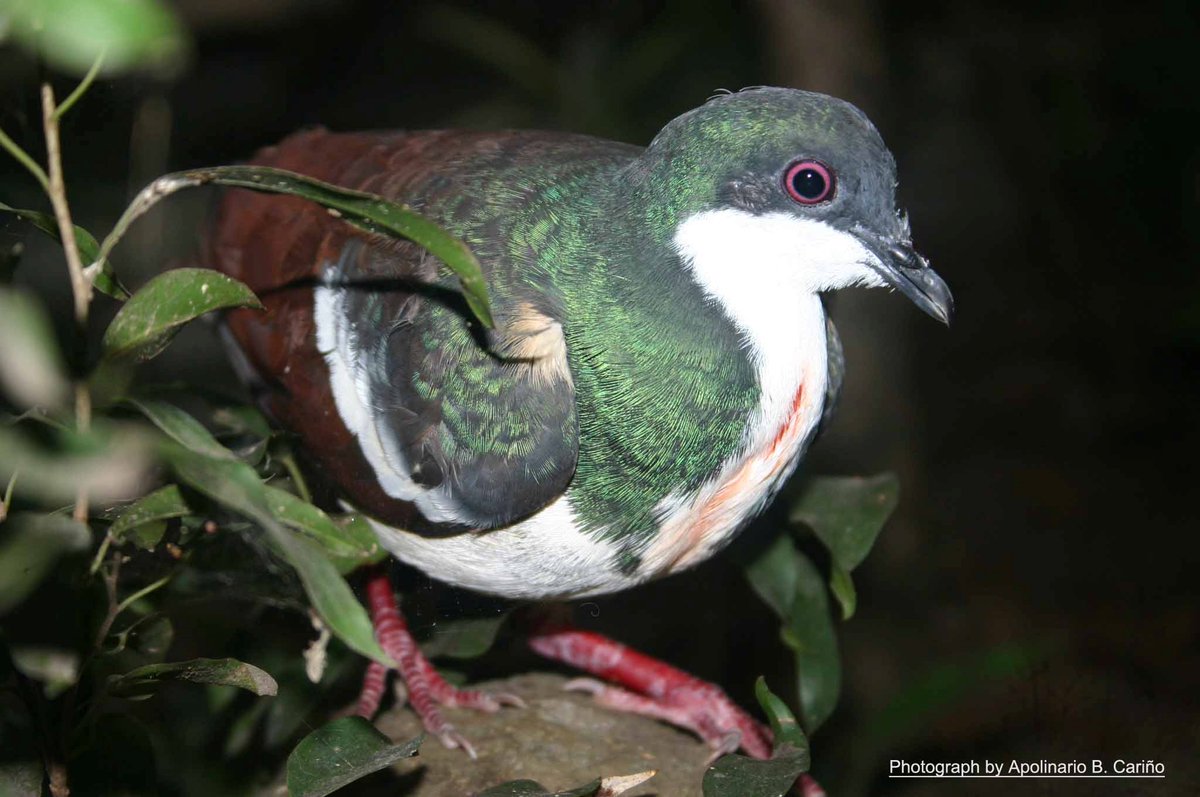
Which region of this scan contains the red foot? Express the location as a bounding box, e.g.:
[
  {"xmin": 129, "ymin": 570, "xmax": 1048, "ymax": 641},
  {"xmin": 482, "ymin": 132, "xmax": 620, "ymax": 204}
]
[
  {"xmin": 528, "ymin": 628, "xmax": 772, "ymax": 759},
  {"xmin": 798, "ymin": 774, "xmax": 826, "ymax": 796},
  {"xmin": 355, "ymin": 569, "xmax": 523, "ymax": 758}
]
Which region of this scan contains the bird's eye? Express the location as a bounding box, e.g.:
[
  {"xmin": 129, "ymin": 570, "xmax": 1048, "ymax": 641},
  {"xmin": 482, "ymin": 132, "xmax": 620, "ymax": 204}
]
[{"xmin": 784, "ymin": 160, "xmax": 835, "ymax": 205}]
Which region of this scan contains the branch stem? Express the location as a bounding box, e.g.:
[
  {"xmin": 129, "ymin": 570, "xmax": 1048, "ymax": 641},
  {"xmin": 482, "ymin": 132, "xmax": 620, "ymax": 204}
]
[
  {"xmin": 0, "ymin": 126, "xmax": 50, "ymax": 192},
  {"xmin": 0, "ymin": 470, "xmax": 16, "ymax": 523},
  {"xmin": 41, "ymin": 84, "xmax": 92, "ymax": 327},
  {"xmin": 41, "ymin": 83, "xmax": 94, "ymax": 523},
  {"xmin": 113, "ymin": 574, "xmax": 172, "ymax": 617},
  {"xmin": 54, "ymin": 54, "xmax": 105, "ymax": 122}
]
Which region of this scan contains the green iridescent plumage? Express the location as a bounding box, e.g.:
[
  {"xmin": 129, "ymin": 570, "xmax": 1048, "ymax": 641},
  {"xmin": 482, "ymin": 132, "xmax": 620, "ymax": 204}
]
[{"xmin": 331, "ymin": 129, "xmax": 758, "ymax": 550}]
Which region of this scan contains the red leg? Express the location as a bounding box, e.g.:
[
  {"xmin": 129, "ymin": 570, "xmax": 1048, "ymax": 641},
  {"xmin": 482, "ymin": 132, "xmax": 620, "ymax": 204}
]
[
  {"xmin": 354, "ymin": 568, "xmax": 523, "ymax": 757},
  {"xmin": 798, "ymin": 775, "xmax": 826, "ymax": 796},
  {"xmin": 355, "ymin": 659, "xmax": 390, "ymax": 718},
  {"xmin": 527, "ymin": 628, "xmax": 773, "ymax": 759}
]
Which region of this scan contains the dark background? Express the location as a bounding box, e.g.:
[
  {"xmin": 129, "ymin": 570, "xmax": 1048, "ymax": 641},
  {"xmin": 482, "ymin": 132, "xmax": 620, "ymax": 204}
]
[{"xmin": 2, "ymin": 1, "xmax": 1197, "ymax": 794}]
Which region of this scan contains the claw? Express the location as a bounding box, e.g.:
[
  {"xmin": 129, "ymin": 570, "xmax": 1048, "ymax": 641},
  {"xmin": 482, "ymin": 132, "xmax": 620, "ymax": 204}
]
[
  {"xmin": 438, "ymin": 727, "xmax": 478, "ymax": 760},
  {"xmin": 443, "ymin": 687, "xmax": 526, "ymax": 713},
  {"xmin": 494, "ymin": 692, "xmax": 527, "ymax": 709},
  {"xmin": 703, "ymin": 731, "xmax": 743, "ymax": 766},
  {"xmin": 562, "ymin": 677, "xmax": 607, "ymax": 695}
]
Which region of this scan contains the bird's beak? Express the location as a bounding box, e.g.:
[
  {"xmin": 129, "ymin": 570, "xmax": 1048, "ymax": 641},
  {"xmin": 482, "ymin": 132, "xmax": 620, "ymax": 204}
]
[{"xmin": 858, "ymin": 231, "xmax": 953, "ymax": 325}]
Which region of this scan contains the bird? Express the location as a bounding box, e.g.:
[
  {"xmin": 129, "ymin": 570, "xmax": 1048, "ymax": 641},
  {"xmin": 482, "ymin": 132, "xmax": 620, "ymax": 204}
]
[{"xmin": 206, "ymin": 86, "xmax": 952, "ymax": 760}]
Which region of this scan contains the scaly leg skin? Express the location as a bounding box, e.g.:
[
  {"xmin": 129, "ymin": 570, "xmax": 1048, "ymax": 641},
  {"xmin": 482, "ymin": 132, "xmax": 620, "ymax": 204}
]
[
  {"xmin": 527, "ymin": 628, "xmax": 773, "ymax": 759},
  {"xmin": 354, "ymin": 568, "xmax": 524, "ymax": 758}
]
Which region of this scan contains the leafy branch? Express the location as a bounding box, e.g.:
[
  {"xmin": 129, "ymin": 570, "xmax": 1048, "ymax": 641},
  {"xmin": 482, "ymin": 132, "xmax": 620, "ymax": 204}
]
[{"xmin": 0, "ymin": 16, "xmax": 496, "ymax": 793}]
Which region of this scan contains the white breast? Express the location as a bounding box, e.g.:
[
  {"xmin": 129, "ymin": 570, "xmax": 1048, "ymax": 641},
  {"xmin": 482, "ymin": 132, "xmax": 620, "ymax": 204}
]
[{"xmin": 640, "ymin": 209, "xmax": 882, "ymax": 575}]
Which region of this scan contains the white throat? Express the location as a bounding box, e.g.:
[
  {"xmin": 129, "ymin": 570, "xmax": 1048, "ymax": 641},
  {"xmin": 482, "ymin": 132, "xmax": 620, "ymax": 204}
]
[
  {"xmin": 673, "ymin": 209, "xmax": 884, "ymax": 331},
  {"xmin": 640, "ymin": 210, "xmax": 882, "ymax": 574},
  {"xmin": 673, "ymin": 209, "xmax": 882, "ymax": 448}
]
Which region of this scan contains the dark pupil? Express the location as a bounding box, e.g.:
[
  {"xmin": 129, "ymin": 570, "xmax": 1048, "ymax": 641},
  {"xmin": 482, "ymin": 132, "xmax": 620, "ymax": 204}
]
[{"xmin": 792, "ymin": 168, "xmax": 826, "ymax": 199}]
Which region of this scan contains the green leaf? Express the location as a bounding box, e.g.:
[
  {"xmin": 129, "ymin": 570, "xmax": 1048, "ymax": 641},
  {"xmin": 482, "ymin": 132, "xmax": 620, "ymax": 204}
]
[
  {"xmin": 753, "ymin": 677, "xmax": 809, "ymax": 755},
  {"xmin": 744, "ymin": 533, "xmax": 840, "ymax": 733},
  {"xmin": 419, "ymin": 612, "xmax": 511, "ymax": 660},
  {"xmin": 103, "ymin": 268, "xmax": 261, "ymax": 360},
  {"xmin": 702, "ymin": 747, "xmax": 808, "ymax": 797},
  {"xmin": 271, "ymin": 529, "xmax": 393, "ymax": 664},
  {"xmin": 91, "ymin": 261, "xmax": 129, "ymax": 301},
  {"xmin": 211, "ymin": 404, "xmax": 272, "ymax": 439},
  {"xmin": 0, "ymin": 512, "xmax": 90, "ymax": 614},
  {"xmin": 126, "ymin": 398, "xmax": 236, "ymax": 459},
  {"xmin": 264, "ymin": 485, "xmax": 383, "ymax": 572},
  {"xmin": 108, "ymin": 484, "xmax": 190, "ymax": 547},
  {"xmin": 789, "ymin": 473, "xmax": 899, "ymax": 571},
  {"xmin": 162, "ymin": 445, "xmax": 391, "ymax": 666},
  {"xmin": 108, "ymin": 657, "xmax": 277, "ymax": 698},
  {"xmin": 0, "ymin": 287, "xmax": 69, "ymax": 409},
  {"xmin": 103, "ymin": 166, "xmax": 493, "ymax": 328},
  {"xmin": 130, "ymin": 519, "xmax": 167, "ymax": 548},
  {"xmin": 285, "ymin": 717, "xmax": 421, "ymax": 797},
  {"xmin": 4, "ymin": 0, "xmax": 187, "ymax": 77},
  {"xmin": 477, "ymin": 780, "xmax": 600, "ymax": 797},
  {"xmin": 107, "ymin": 613, "xmax": 173, "ymax": 661},
  {"xmin": 0, "ymin": 201, "xmax": 129, "ymax": 299},
  {"xmin": 332, "ymin": 513, "xmax": 388, "ymax": 568},
  {"xmin": 828, "ymin": 561, "xmax": 856, "ymax": 621}
]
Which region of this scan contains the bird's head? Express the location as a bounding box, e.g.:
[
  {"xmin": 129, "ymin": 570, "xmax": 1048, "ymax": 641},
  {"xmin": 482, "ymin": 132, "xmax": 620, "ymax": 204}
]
[{"xmin": 634, "ymin": 87, "xmax": 952, "ymax": 324}]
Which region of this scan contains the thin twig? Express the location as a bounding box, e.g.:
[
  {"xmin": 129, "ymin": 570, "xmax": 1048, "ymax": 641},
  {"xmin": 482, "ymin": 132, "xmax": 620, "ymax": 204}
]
[
  {"xmin": 278, "ymin": 448, "xmax": 313, "ymax": 504},
  {"xmin": 57, "ymin": 556, "xmax": 122, "ymax": 785},
  {"xmin": 113, "ymin": 574, "xmax": 172, "ymax": 617},
  {"xmin": 93, "ymin": 556, "xmax": 123, "ymax": 653},
  {"xmin": 88, "ymin": 531, "xmax": 114, "ymax": 576},
  {"xmin": 0, "ymin": 126, "xmax": 50, "ymax": 192},
  {"xmin": 41, "ymin": 84, "xmax": 92, "ymax": 327},
  {"xmin": 72, "ymin": 384, "xmax": 91, "ymax": 522},
  {"xmin": 0, "ymin": 470, "xmax": 16, "ymax": 522},
  {"xmin": 41, "ymin": 83, "xmax": 94, "ymax": 524},
  {"xmin": 53, "ymin": 53, "xmax": 105, "ymax": 122}
]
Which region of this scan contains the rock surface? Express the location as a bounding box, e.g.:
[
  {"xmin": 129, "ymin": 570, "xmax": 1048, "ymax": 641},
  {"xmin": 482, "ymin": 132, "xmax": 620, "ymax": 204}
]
[{"xmin": 359, "ymin": 672, "xmax": 713, "ymax": 796}]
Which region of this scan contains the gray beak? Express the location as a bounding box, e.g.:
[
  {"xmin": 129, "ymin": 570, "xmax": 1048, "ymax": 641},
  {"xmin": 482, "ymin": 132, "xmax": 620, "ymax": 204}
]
[{"xmin": 859, "ymin": 232, "xmax": 953, "ymax": 325}]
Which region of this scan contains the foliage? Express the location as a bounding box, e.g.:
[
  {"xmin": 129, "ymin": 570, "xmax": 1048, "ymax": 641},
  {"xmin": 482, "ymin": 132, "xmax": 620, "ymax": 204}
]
[
  {"xmin": 285, "ymin": 718, "xmax": 422, "ymax": 797},
  {"xmin": 738, "ymin": 475, "xmax": 897, "ymax": 736},
  {"xmin": 0, "ymin": 0, "xmax": 186, "ymax": 77},
  {"xmin": 0, "ymin": 20, "xmax": 496, "ymax": 793}
]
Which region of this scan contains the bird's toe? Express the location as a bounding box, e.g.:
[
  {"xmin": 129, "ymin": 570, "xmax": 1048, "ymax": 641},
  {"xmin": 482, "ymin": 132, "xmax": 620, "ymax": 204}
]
[{"xmin": 436, "ymin": 726, "xmax": 478, "ymax": 760}]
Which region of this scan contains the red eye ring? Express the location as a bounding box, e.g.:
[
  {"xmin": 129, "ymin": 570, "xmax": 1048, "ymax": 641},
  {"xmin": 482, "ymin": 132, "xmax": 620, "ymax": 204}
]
[{"xmin": 784, "ymin": 160, "xmax": 835, "ymax": 204}]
